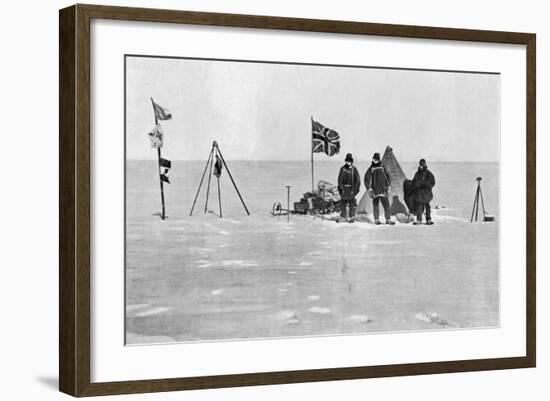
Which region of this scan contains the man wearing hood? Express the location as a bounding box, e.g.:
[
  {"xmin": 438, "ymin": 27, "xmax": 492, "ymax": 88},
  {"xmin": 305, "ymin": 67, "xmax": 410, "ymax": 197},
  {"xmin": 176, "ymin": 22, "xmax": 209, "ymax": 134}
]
[
  {"xmin": 364, "ymin": 152, "xmax": 395, "ymax": 225},
  {"xmin": 337, "ymin": 153, "xmax": 361, "ymax": 222},
  {"xmin": 411, "ymin": 158, "xmax": 436, "ymax": 225}
]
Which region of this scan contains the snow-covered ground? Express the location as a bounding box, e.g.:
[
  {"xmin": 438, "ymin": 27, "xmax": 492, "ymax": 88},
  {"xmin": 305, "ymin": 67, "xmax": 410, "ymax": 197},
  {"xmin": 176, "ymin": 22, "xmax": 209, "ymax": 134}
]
[{"xmin": 125, "ymin": 160, "xmax": 499, "ymax": 344}]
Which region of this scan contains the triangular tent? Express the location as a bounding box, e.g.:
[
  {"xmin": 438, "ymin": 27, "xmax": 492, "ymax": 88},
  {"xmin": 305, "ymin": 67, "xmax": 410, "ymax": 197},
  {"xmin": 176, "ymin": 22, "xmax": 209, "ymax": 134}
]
[{"xmin": 357, "ymin": 146, "xmax": 408, "ymax": 215}]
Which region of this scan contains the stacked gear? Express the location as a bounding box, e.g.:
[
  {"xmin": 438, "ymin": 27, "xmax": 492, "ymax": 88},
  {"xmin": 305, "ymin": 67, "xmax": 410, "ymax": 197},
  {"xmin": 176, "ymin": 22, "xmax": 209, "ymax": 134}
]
[{"xmin": 294, "ymin": 180, "xmax": 342, "ymax": 214}]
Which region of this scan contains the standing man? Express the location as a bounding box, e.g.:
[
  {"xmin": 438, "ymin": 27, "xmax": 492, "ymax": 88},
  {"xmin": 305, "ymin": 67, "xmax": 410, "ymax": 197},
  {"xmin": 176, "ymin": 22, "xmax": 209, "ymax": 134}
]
[
  {"xmin": 364, "ymin": 152, "xmax": 395, "ymax": 225},
  {"xmin": 411, "ymin": 158, "xmax": 436, "ymax": 225},
  {"xmin": 337, "ymin": 153, "xmax": 361, "ymax": 222}
]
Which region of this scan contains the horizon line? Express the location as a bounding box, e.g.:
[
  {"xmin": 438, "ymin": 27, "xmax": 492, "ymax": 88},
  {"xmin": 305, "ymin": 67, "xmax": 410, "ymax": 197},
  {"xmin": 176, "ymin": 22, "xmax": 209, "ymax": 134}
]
[{"xmin": 126, "ymin": 158, "xmax": 499, "ymax": 163}]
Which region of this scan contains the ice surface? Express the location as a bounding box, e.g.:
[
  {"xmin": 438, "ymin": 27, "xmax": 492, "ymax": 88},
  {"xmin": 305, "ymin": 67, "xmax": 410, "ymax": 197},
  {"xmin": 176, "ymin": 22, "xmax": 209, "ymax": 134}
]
[
  {"xmin": 125, "ymin": 161, "xmax": 499, "ymax": 343},
  {"xmin": 347, "ymin": 315, "xmax": 370, "ymax": 323},
  {"xmin": 309, "ymin": 306, "xmax": 332, "ymax": 314},
  {"xmin": 135, "ymin": 307, "xmax": 172, "ymax": 317}
]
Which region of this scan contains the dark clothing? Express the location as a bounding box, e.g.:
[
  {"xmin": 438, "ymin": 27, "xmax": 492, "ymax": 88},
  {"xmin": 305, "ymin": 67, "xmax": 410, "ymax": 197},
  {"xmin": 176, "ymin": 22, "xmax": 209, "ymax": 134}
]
[
  {"xmin": 403, "ymin": 179, "xmax": 416, "ymax": 213},
  {"xmin": 337, "ymin": 165, "xmax": 361, "ymax": 200},
  {"xmin": 390, "ymin": 196, "xmax": 408, "ymax": 216},
  {"xmin": 365, "ymin": 162, "xmax": 391, "ymax": 221},
  {"xmin": 411, "ymin": 167, "xmax": 435, "ymax": 204},
  {"xmin": 364, "ymin": 162, "xmax": 391, "ymax": 197},
  {"xmin": 338, "ymin": 164, "xmax": 360, "ymax": 219},
  {"xmin": 373, "ymin": 196, "xmax": 391, "ymax": 221},
  {"xmin": 341, "ymin": 198, "xmax": 357, "ymax": 219},
  {"xmin": 410, "ymin": 166, "xmax": 435, "ymax": 222},
  {"xmin": 416, "ymin": 202, "xmax": 431, "ymax": 222}
]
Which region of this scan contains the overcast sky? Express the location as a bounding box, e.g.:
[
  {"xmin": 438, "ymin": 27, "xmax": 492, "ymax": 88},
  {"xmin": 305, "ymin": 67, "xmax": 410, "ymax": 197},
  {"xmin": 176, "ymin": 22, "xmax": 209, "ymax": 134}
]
[{"xmin": 126, "ymin": 56, "xmax": 500, "ymax": 162}]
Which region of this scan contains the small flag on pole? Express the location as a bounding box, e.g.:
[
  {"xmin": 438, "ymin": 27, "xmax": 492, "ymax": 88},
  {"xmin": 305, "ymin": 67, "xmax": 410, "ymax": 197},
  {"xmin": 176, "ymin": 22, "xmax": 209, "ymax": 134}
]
[
  {"xmin": 159, "ymin": 157, "xmax": 171, "ymax": 169},
  {"xmin": 152, "ymin": 101, "xmax": 172, "ymax": 121},
  {"xmin": 312, "ymin": 119, "xmax": 341, "ymax": 156},
  {"xmin": 213, "ymin": 155, "xmax": 223, "ymax": 178},
  {"xmin": 160, "ymin": 172, "xmax": 170, "ymax": 184},
  {"xmin": 160, "ymin": 158, "xmax": 171, "ymax": 183},
  {"xmin": 147, "ymin": 124, "xmax": 163, "ymax": 148}
]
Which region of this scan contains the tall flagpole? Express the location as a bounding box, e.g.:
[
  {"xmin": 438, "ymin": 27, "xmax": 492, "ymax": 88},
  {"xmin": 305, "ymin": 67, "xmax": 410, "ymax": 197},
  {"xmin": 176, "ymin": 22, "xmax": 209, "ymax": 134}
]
[
  {"xmin": 151, "ymin": 97, "xmax": 166, "ymax": 220},
  {"xmin": 158, "ymin": 147, "xmax": 165, "ymax": 220},
  {"xmin": 311, "ymin": 116, "xmax": 314, "ymax": 193}
]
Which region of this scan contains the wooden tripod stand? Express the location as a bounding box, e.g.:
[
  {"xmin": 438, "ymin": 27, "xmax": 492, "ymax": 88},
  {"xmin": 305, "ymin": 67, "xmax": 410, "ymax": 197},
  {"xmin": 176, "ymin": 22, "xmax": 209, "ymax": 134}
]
[
  {"xmin": 189, "ymin": 141, "xmax": 250, "ymax": 218},
  {"xmin": 470, "ymin": 176, "xmax": 494, "ymax": 223}
]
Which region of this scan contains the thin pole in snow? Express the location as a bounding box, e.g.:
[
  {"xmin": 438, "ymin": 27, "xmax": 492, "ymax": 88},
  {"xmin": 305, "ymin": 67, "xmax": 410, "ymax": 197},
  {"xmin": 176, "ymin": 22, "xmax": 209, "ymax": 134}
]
[
  {"xmin": 286, "ymin": 185, "xmax": 291, "ymax": 223},
  {"xmin": 189, "ymin": 147, "xmax": 214, "ymax": 216},
  {"xmin": 310, "ymin": 116, "xmax": 314, "ymax": 193},
  {"xmin": 151, "ymin": 97, "xmax": 166, "ymax": 220},
  {"xmin": 204, "ymin": 147, "xmax": 215, "ymax": 214},
  {"xmin": 216, "ymin": 145, "xmax": 250, "ymax": 215}
]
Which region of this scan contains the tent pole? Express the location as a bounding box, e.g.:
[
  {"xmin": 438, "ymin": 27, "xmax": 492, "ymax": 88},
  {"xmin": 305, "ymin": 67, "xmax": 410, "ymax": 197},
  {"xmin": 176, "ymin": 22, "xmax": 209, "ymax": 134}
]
[
  {"xmin": 479, "ymin": 186, "xmax": 487, "ymax": 216},
  {"xmin": 474, "ymin": 185, "xmax": 481, "ymax": 222},
  {"xmin": 189, "ymin": 147, "xmax": 214, "ymax": 216},
  {"xmin": 216, "ymin": 149, "xmax": 223, "ymax": 219},
  {"xmin": 204, "ymin": 146, "xmax": 215, "ymax": 214},
  {"xmin": 470, "ymin": 183, "xmax": 479, "ymax": 223},
  {"xmin": 217, "ymin": 147, "xmax": 250, "ymax": 215}
]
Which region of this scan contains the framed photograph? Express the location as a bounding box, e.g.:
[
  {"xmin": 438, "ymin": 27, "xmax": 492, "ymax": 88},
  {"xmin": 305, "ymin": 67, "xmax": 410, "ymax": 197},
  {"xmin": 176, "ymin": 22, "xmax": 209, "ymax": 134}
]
[{"xmin": 59, "ymin": 4, "xmax": 536, "ymax": 397}]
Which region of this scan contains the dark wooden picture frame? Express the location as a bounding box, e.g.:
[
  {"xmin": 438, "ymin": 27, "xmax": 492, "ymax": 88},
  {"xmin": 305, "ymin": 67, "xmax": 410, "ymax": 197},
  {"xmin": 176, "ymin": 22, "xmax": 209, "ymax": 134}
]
[{"xmin": 59, "ymin": 3, "xmax": 536, "ymax": 397}]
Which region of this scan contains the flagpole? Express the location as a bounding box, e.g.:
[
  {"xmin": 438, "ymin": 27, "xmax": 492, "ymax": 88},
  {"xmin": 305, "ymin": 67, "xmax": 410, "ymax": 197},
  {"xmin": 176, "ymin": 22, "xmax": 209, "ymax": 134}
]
[
  {"xmin": 151, "ymin": 97, "xmax": 166, "ymax": 220},
  {"xmin": 311, "ymin": 116, "xmax": 314, "ymax": 193},
  {"xmin": 286, "ymin": 185, "xmax": 291, "ymax": 223}
]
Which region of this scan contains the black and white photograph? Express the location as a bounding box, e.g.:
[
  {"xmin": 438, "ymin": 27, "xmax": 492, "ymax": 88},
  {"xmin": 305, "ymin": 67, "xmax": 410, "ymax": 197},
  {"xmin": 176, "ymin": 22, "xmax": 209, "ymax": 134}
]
[
  {"xmin": 1, "ymin": 0, "xmax": 545, "ymax": 398},
  {"xmin": 125, "ymin": 55, "xmax": 500, "ymax": 344}
]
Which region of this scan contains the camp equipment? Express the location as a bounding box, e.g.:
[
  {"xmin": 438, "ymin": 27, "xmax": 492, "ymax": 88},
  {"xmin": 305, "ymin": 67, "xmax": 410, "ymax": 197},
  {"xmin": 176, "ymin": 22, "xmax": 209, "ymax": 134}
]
[
  {"xmin": 470, "ymin": 177, "xmax": 495, "ymax": 222},
  {"xmin": 189, "ymin": 141, "xmax": 250, "ymax": 218}
]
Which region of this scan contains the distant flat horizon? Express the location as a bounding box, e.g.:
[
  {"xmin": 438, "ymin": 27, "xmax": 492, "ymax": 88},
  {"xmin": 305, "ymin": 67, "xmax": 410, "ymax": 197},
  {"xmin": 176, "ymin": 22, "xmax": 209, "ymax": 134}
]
[{"xmin": 126, "ymin": 158, "xmax": 499, "ymax": 163}]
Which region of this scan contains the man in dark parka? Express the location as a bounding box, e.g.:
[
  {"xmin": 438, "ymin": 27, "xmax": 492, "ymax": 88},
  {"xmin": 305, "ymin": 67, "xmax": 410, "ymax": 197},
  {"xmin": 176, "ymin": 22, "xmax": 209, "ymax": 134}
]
[
  {"xmin": 337, "ymin": 153, "xmax": 361, "ymax": 222},
  {"xmin": 364, "ymin": 152, "xmax": 395, "ymax": 225},
  {"xmin": 411, "ymin": 158, "xmax": 436, "ymax": 225}
]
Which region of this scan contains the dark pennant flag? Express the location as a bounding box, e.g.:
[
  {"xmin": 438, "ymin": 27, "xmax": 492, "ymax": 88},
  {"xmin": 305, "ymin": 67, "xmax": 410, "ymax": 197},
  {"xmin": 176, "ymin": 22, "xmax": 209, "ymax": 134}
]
[
  {"xmin": 159, "ymin": 158, "xmax": 171, "ymax": 169},
  {"xmin": 160, "ymin": 172, "xmax": 170, "ymax": 184},
  {"xmin": 312, "ymin": 119, "xmax": 340, "ymax": 156}
]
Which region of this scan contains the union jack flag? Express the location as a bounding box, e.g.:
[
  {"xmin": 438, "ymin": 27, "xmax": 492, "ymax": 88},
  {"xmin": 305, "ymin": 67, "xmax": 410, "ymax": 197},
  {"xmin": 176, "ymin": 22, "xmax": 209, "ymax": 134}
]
[{"xmin": 312, "ymin": 119, "xmax": 341, "ymax": 156}]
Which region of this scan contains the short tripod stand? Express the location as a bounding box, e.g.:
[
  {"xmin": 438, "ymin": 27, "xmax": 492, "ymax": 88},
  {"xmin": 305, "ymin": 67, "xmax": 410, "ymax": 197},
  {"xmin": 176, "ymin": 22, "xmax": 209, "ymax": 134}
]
[
  {"xmin": 470, "ymin": 177, "xmax": 494, "ymax": 223},
  {"xmin": 189, "ymin": 141, "xmax": 250, "ymax": 218}
]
